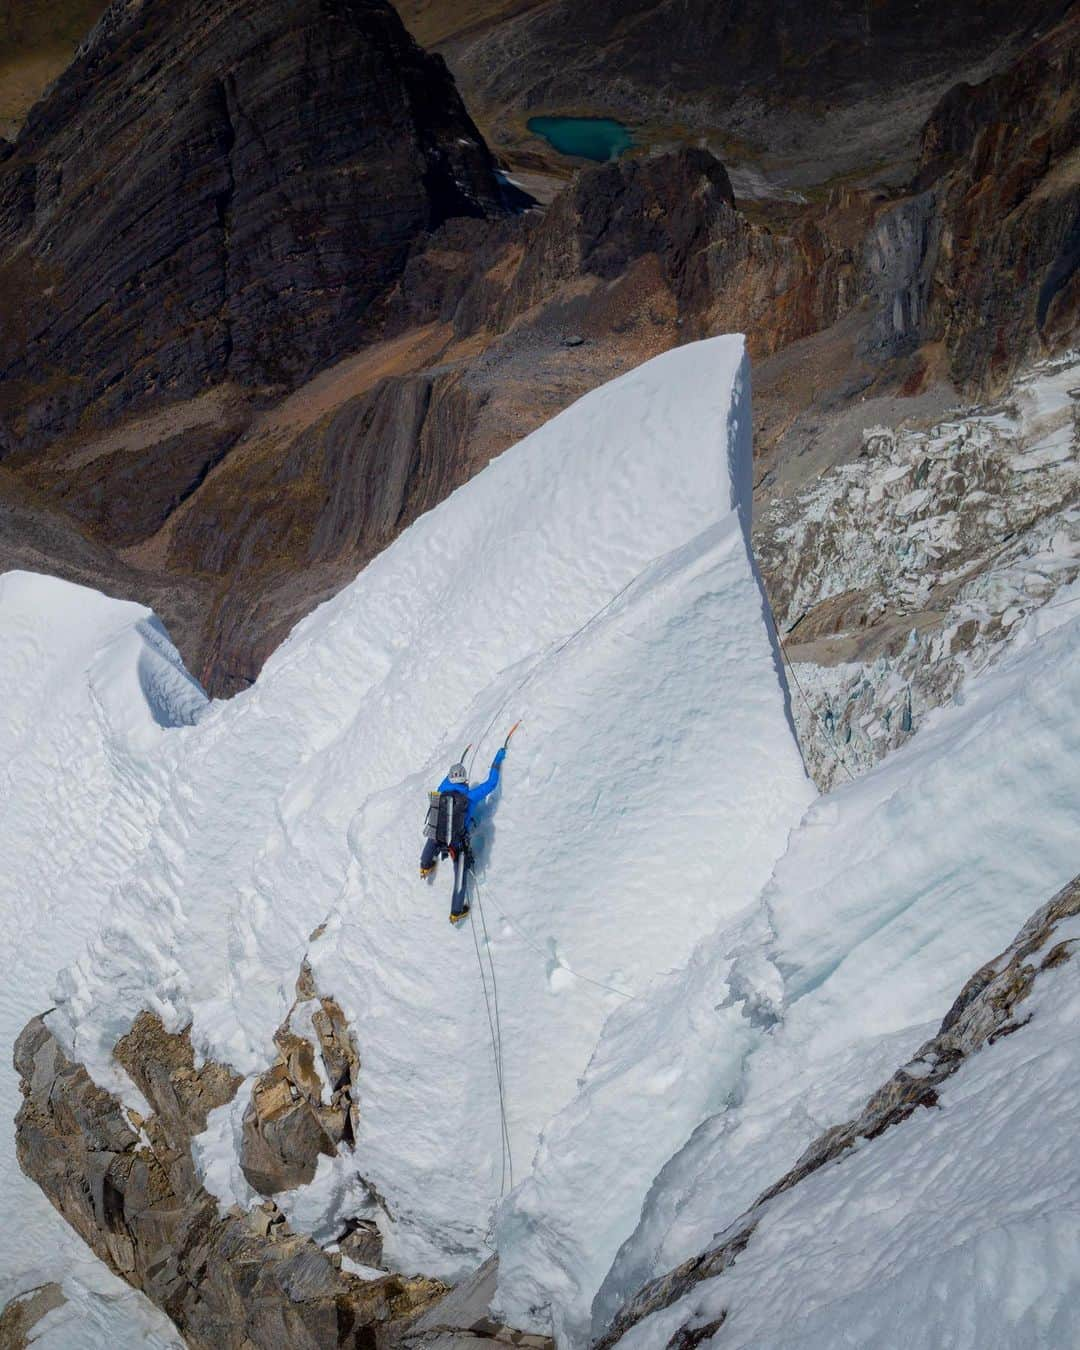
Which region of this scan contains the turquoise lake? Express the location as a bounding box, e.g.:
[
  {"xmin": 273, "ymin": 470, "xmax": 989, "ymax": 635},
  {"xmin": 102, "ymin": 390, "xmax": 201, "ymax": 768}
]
[{"xmin": 526, "ymin": 116, "xmax": 636, "ymax": 163}]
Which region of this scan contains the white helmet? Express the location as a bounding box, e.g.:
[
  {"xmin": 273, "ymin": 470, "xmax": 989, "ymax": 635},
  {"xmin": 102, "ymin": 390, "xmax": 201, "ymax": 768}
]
[{"xmin": 448, "ymin": 763, "xmax": 468, "ymax": 785}]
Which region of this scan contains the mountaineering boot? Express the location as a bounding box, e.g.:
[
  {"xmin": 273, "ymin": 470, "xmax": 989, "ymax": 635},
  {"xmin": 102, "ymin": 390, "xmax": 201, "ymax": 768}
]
[
  {"xmin": 449, "ymin": 905, "xmax": 471, "ymax": 925},
  {"xmin": 420, "ymin": 864, "xmax": 436, "ymax": 878}
]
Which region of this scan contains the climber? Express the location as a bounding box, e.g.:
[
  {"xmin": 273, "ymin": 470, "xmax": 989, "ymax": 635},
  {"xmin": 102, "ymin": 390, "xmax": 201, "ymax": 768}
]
[{"xmin": 421, "ymin": 733, "xmax": 514, "ymax": 924}]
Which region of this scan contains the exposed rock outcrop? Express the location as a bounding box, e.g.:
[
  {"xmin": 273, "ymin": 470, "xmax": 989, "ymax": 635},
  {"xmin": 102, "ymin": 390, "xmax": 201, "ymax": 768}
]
[
  {"xmin": 14, "ymin": 1008, "xmax": 448, "ymax": 1347},
  {"xmin": 415, "ymin": 146, "xmax": 859, "ymax": 362},
  {"xmin": 241, "ymin": 961, "xmax": 362, "ymax": 1198},
  {"xmin": 13, "ymin": 982, "xmax": 556, "ymax": 1348},
  {"xmin": 0, "ymin": 0, "xmax": 508, "ymax": 455},
  {"xmin": 917, "ymin": 13, "xmax": 1080, "ymax": 388},
  {"xmin": 596, "ymin": 872, "xmax": 1080, "ymax": 1348}
]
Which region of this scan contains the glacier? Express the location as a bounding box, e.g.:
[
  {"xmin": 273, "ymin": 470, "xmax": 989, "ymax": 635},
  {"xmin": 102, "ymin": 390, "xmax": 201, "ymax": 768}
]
[
  {"xmin": 1, "ymin": 334, "xmax": 1078, "ymax": 1350},
  {"xmin": 554, "ymin": 578, "xmax": 1080, "ymax": 1346},
  {"xmin": 1, "ymin": 337, "xmax": 814, "ymax": 1339}
]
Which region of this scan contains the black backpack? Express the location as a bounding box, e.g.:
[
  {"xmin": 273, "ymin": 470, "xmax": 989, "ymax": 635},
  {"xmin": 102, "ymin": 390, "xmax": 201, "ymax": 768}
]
[{"xmin": 424, "ymin": 789, "xmax": 470, "ymax": 849}]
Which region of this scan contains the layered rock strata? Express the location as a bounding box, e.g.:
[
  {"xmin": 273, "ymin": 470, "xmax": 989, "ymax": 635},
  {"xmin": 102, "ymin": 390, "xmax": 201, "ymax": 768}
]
[{"xmin": 0, "ymin": 0, "xmax": 508, "ymax": 454}]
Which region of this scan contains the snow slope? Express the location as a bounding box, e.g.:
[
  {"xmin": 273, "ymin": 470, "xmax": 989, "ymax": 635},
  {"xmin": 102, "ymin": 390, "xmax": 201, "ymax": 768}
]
[
  {"xmin": 4, "ymin": 329, "xmax": 1076, "ymax": 1350},
  {"xmin": 613, "ymin": 905, "xmax": 1080, "ymax": 1350},
  {"xmin": 0, "ymin": 573, "xmax": 200, "ymax": 1347},
  {"xmin": 496, "ymin": 579, "xmax": 1080, "ymax": 1344},
  {"xmin": 11, "ymin": 336, "xmax": 812, "ymax": 1296}
]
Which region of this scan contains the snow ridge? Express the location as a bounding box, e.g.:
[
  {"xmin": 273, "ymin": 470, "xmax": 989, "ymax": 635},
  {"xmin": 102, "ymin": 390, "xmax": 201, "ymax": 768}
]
[
  {"xmin": 3, "ymin": 333, "xmax": 1077, "ymax": 1350},
  {"xmin": 6, "ymin": 338, "xmax": 811, "ymax": 1316}
]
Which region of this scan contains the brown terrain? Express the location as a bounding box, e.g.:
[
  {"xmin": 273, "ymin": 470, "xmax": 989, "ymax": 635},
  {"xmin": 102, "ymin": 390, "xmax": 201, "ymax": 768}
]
[
  {"xmin": 0, "ymin": 0, "xmax": 109, "ymax": 136},
  {"xmin": 0, "ymin": 0, "xmax": 1076, "ymax": 707},
  {"xmin": 399, "ymin": 0, "xmax": 1072, "ymax": 192}
]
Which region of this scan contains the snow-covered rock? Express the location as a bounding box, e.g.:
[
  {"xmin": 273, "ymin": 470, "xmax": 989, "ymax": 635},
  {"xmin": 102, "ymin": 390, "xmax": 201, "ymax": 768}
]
[{"xmin": 757, "ymin": 352, "xmax": 1080, "ymax": 787}]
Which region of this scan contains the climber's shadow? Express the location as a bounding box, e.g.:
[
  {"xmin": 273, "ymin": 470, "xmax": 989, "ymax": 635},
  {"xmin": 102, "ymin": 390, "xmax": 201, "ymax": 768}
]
[{"xmin": 469, "ymin": 779, "xmax": 502, "ymax": 876}]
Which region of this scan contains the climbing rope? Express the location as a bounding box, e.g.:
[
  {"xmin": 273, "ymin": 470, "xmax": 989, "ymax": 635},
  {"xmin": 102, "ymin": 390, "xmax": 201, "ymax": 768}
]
[
  {"xmin": 472, "ymin": 874, "xmax": 514, "ymax": 1190},
  {"xmin": 479, "ymin": 883, "xmax": 634, "ymax": 1004},
  {"xmin": 467, "ymin": 558, "xmax": 660, "ymax": 776},
  {"xmin": 465, "ymin": 866, "xmax": 637, "ymax": 1197},
  {"xmin": 457, "ymin": 554, "xmax": 659, "ymax": 1199},
  {"xmin": 469, "ymin": 872, "xmax": 514, "ymax": 1195}
]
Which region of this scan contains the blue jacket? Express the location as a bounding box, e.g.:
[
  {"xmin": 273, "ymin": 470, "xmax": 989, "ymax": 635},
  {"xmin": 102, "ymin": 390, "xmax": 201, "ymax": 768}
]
[{"xmin": 438, "ymin": 754, "xmax": 503, "ymax": 830}]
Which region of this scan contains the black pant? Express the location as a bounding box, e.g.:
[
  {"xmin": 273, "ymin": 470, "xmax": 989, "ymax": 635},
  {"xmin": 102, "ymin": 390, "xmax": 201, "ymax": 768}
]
[{"xmin": 421, "ymin": 837, "xmax": 473, "ymax": 916}]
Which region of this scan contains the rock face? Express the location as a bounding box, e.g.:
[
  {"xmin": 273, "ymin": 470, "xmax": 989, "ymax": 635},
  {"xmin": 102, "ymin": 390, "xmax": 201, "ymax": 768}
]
[
  {"xmin": 917, "ymin": 15, "xmax": 1080, "ymax": 388},
  {"xmin": 596, "ymin": 872, "xmax": 1080, "ymax": 1348},
  {"xmin": 12, "ymin": 988, "xmax": 555, "ymax": 1348},
  {"xmin": 0, "ymin": 0, "xmax": 508, "ymax": 455},
  {"xmin": 13, "ymin": 1008, "xmax": 449, "ymax": 1348},
  {"xmin": 241, "ymin": 961, "xmax": 362, "ymax": 1198}
]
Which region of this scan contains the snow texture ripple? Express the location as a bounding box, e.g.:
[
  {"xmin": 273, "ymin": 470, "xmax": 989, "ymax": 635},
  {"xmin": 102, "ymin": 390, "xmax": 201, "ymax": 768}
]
[
  {"xmin": 2, "ymin": 334, "xmax": 1077, "ymax": 1350},
  {"xmin": 1, "ymin": 337, "xmax": 814, "ymax": 1335}
]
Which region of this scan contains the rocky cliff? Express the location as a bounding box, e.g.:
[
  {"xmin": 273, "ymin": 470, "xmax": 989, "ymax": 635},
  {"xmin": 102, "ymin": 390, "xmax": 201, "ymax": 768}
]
[{"xmin": 0, "ymin": 0, "xmax": 508, "ymax": 455}]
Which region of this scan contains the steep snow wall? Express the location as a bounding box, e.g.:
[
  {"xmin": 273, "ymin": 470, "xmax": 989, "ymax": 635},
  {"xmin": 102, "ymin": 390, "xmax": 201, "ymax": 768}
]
[
  {"xmin": 4, "ymin": 334, "xmax": 1079, "ymax": 1350},
  {"xmin": 18, "ymin": 338, "xmax": 812, "ymax": 1295},
  {"xmin": 0, "ymin": 573, "xmax": 200, "ymax": 1347},
  {"xmin": 493, "ymin": 574, "xmax": 1080, "ymax": 1344}
]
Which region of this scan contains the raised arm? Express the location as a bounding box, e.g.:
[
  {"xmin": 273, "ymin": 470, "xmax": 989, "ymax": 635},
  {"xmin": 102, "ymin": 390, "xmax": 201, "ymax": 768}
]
[{"xmin": 467, "ymin": 747, "xmax": 506, "ymax": 805}]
